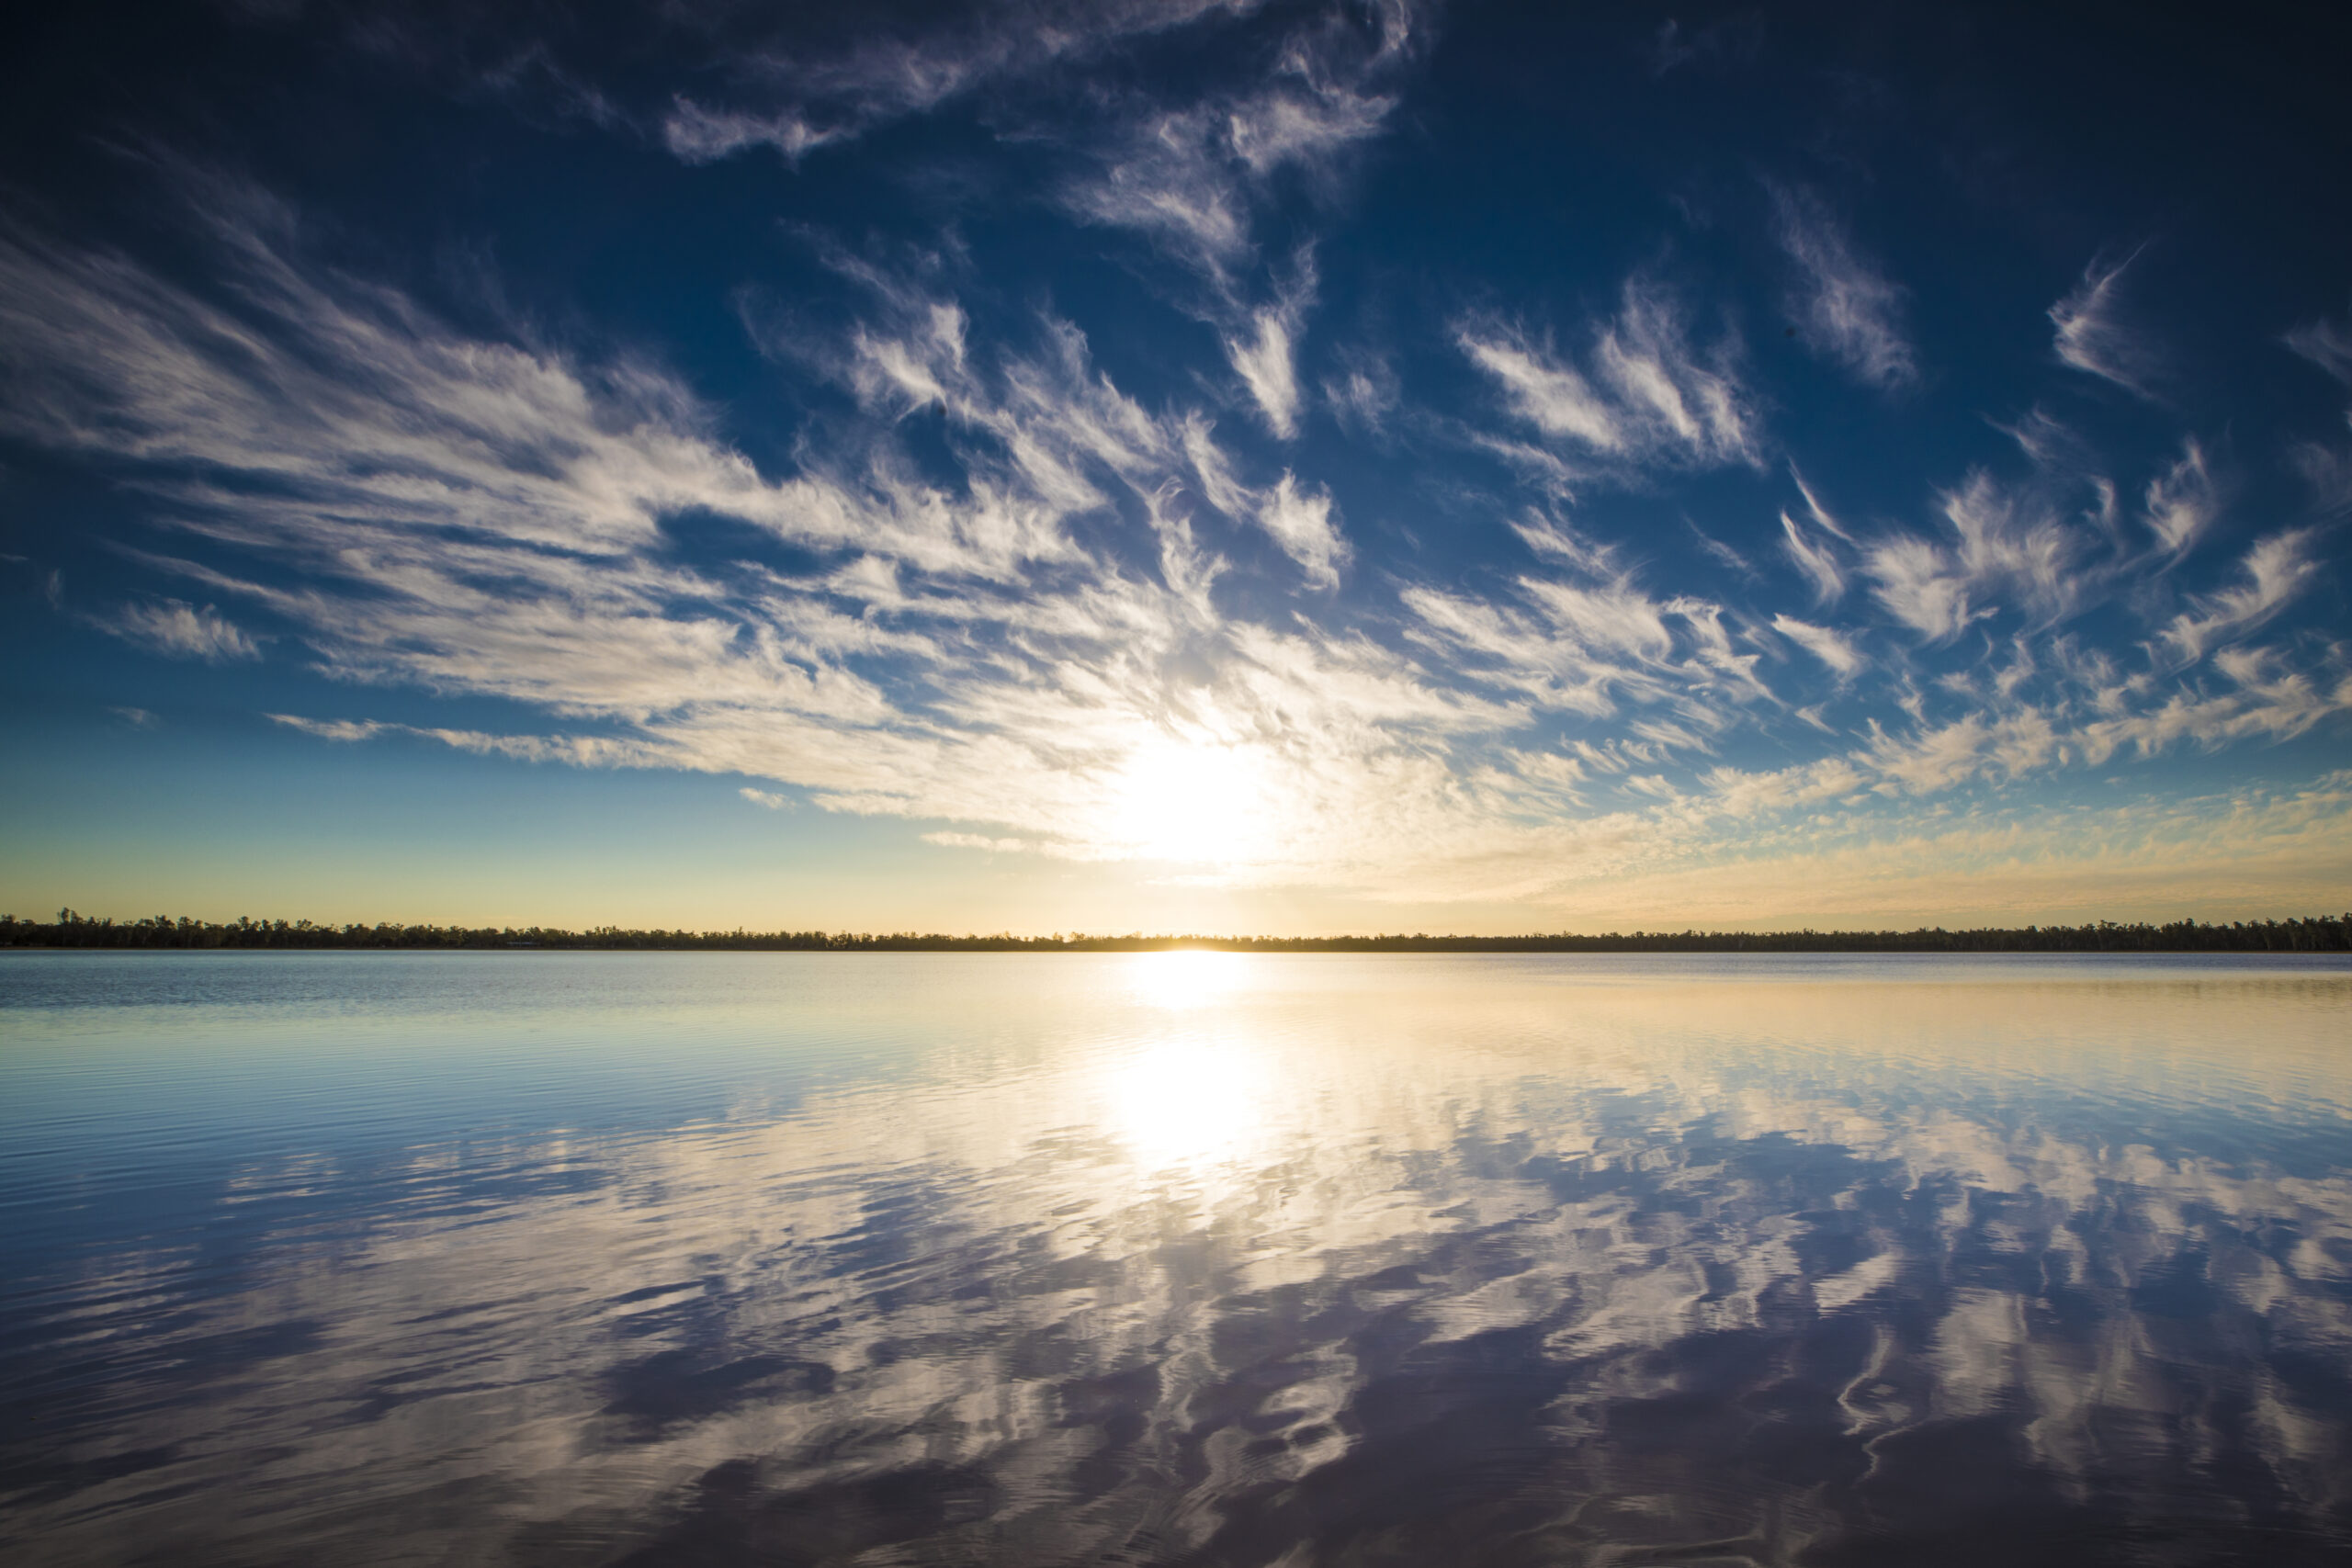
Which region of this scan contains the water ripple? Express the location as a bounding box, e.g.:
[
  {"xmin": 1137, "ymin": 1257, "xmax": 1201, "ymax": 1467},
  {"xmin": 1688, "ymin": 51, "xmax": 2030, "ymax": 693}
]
[{"xmin": 2, "ymin": 952, "xmax": 2349, "ymax": 1563}]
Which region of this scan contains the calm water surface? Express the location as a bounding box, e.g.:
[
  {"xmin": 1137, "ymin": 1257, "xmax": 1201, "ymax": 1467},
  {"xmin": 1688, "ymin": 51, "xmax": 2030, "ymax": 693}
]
[{"xmin": 3, "ymin": 952, "xmax": 2349, "ymax": 1565}]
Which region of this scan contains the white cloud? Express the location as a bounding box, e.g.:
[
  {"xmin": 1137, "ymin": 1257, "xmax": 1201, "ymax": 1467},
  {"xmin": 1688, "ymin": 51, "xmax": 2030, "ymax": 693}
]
[
  {"xmin": 268, "ymin": 714, "xmax": 389, "ymax": 742},
  {"xmin": 1937, "ymin": 470, "xmax": 2086, "ymax": 625},
  {"xmin": 1780, "ymin": 510, "xmax": 1846, "ymax": 604},
  {"xmin": 0, "ymin": 185, "xmax": 1556, "ymax": 889},
  {"xmin": 1861, "ymin": 471, "xmax": 2096, "ymax": 642},
  {"xmin": 661, "ymin": 0, "xmax": 1256, "ymax": 165},
  {"xmin": 1686, "ymin": 521, "xmax": 1754, "ymax": 579},
  {"xmin": 1227, "ymin": 303, "xmax": 1303, "ymax": 438},
  {"xmin": 2050, "ymin": 251, "xmax": 2161, "ymax": 398},
  {"xmin": 1459, "ymin": 279, "xmax": 1759, "ymax": 472},
  {"xmin": 1595, "ymin": 280, "xmax": 1758, "ymax": 466},
  {"xmin": 1862, "ymin": 536, "xmax": 1979, "ymax": 642},
  {"xmin": 1408, "ymin": 561, "xmax": 1766, "ymax": 732},
  {"xmin": 102, "ymin": 599, "xmax": 261, "ymax": 661},
  {"xmin": 1062, "ymin": 107, "xmax": 1261, "ymax": 277},
  {"xmin": 1771, "ymin": 186, "xmax": 1917, "ymax": 389},
  {"xmin": 662, "ymin": 101, "xmax": 839, "ymax": 164},
  {"xmin": 1990, "ymin": 406, "xmax": 2089, "ymax": 471},
  {"xmin": 1861, "ymin": 711, "xmax": 2057, "ymax": 795},
  {"xmin": 1058, "ymin": 3, "xmax": 1425, "ymax": 288},
  {"xmin": 6, "ymin": 178, "xmax": 2347, "ymax": 916},
  {"xmin": 2284, "ymin": 312, "xmax": 2352, "ymax": 385},
  {"xmin": 1509, "ymin": 511, "xmax": 1617, "ymax": 576},
  {"xmin": 2080, "ymin": 660, "xmax": 2352, "ymax": 762},
  {"xmin": 1458, "ymin": 333, "xmax": 1622, "ymax": 451},
  {"xmin": 2140, "ymin": 438, "xmax": 2217, "ymax": 557},
  {"xmin": 1256, "ymin": 473, "xmax": 1348, "ymax": 587},
  {"xmin": 1771, "ymin": 614, "xmax": 1863, "ymax": 678},
  {"xmin": 740, "ymin": 786, "xmax": 793, "ymax": 810},
  {"xmin": 1789, "ymin": 466, "xmax": 1854, "ymax": 542},
  {"xmin": 923, "ymin": 830, "xmax": 1034, "ymax": 853},
  {"xmin": 1700, "ymin": 756, "xmax": 1865, "ymax": 817},
  {"xmin": 1521, "ymin": 577, "xmax": 1675, "ymax": 660},
  {"xmin": 1321, "ymin": 347, "xmax": 1397, "ymax": 436},
  {"xmin": 2153, "ymin": 529, "xmax": 2323, "ymax": 668}
]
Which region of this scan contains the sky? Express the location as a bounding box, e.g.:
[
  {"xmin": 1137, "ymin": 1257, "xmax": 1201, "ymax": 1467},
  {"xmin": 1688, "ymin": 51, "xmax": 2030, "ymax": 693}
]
[{"xmin": 2, "ymin": 0, "xmax": 2348, "ymax": 934}]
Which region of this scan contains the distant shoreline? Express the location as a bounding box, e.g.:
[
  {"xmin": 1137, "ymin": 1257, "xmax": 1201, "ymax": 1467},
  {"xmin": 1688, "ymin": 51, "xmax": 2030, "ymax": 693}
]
[{"xmin": 7, "ymin": 912, "xmax": 2348, "ymax": 954}]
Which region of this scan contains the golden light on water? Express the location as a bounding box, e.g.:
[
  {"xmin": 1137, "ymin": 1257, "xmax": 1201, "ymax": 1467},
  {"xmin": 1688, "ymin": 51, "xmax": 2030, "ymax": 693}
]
[
  {"xmin": 11, "ymin": 955, "xmax": 2352, "ymax": 1565},
  {"xmin": 1100, "ymin": 1034, "xmax": 1271, "ymax": 1171},
  {"xmin": 1098, "ymin": 952, "xmax": 1274, "ymax": 1169},
  {"xmin": 1123, "ymin": 948, "xmax": 1256, "ymax": 1010}
]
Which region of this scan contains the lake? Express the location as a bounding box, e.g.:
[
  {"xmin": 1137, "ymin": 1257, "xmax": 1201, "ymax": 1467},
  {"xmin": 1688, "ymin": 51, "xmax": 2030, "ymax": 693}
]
[{"xmin": 3, "ymin": 952, "xmax": 2348, "ymax": 1564}]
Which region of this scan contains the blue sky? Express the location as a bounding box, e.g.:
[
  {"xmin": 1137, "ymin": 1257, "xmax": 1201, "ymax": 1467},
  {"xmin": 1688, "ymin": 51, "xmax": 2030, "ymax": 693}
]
[{"xmin": 2, "ymin": 0, "xmax": 2347, "ymax": 931}]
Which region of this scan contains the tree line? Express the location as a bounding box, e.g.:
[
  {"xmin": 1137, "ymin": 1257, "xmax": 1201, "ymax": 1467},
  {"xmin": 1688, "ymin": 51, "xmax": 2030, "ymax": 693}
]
[{"xmin": 6, "ymin": 909, "xmax": 2350, "ymax": 953}]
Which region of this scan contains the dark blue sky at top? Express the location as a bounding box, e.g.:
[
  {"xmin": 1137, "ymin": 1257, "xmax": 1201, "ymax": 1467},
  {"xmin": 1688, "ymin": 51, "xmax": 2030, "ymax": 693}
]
[{"xmin": 1, "ymin": 0, "xmax": 2347, "ymax": 928}]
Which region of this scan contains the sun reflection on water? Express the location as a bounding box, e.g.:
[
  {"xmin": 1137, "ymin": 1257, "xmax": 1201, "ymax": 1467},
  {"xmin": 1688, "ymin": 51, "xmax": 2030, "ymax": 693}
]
[
  {"xmin": 1101, "ymin": 1034, "xmax": 1271, "ymax": 1172},
  {"xmin": 8, "ymin": 956, "xmax": 2352, "ymax": 1565},
  {"xmin": 1095, "ymin": 953, "xmax": 1278, "ymax": 1170},
  {"xmin": 1123, "ymin": 948, "xmax": 1256, "ymax": 1010}
]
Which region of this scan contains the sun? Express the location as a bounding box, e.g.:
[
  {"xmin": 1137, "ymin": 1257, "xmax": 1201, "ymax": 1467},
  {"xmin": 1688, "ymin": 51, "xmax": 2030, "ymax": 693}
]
[{"xmin": 1104, "ymin": 734, "xmax": 1272, "ymax": 865}]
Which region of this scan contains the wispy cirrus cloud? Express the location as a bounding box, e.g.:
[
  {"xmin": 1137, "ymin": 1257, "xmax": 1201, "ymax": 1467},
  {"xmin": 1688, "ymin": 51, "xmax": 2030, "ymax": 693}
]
[
  {"xmin": 2152, "ymin": 528, "xmax": 2324, "ymax": 668},
  {"xmin": 1058, "ymin": 2, "xmax": 1428, "ymax": 289},
  {"xmin": 922, "ymin": 829, "xmax": 1035, "ymax": 854},
  {"xmin": 5, "ymin": 171, "xmax": 2346, "ymax": 914},
  {"xmin": 2284, "ymin": 311, "xmax": 2352, "ymax": 385},
  {"xmin": 1228, "ymin": 306, "xmax": 1303, "ymax": 436},
  {"xmin": 661, "ymin": 0, "xmax": 1427, "ymax": 471},
  {"xmin": 268, "ymin": 712, "xmax": 682, "ymax": 769},
  {"xmin": 100, "ymin": 599, "xmax": 261, "ymax": 661},
  {"xmin": 1780, "ymin": 510, "xmax": 1846, "ymax": 604},
  {"xmin": 661, "ymin": 0, "xmax": 1259, "ymax": 165},
  {"xmin": 2, "ymin": 179, "xmax": 1490, "ymax": 883},
  {"xmin": 1046, "ymin": 4, "xmax": 1430, "ymax": 442},
  {"xmin": 1860, "ymin": 470, "xmax": 2101, "ymax": 642},
  {"xmin": 1255, "ymin": 473, "xmax": 1349, "ymax": 587},
  {"xmin": 268, "ymin": 714, "xmax": 388, "ymax": 743},
  {"xmin": 2050, "ymin": 250, "xmax": 2163, "ymax": 398},
  {"xmin": 2139, "ymin": 437, "xmax": 2219, "ymax": 558},
  {"xmin": 1224, "ymin": 261, "xmax": 1318, "ymax": 438},
  {"xmin": 1406, "ymin": 542, "xmax": 1767, "ymax": 734},
  {"xmin": 1063, "ymin": 83, "xmax": 1386, "ymax": 286},
  {"xmin": 1459, "ymin": 278, "xmax": 1759, "ymax": 473},
  {"xmin": 1777, "ymin": 465, "xmax": 1854, "ymax": 604},
  {"xmin": 683, "ymin": 3, "xmax": 1430, "ymax": 461},
  {"xmin": 1770, "ymin": 185, "xmax": 1917, "ymax": 390},
  {"xmin": 1771, "ymin": 614, "xmax": 1863, "ymax": 678},
  {"xmin": 1321, "ymin": 344, "xmax": 1399, "ymax": 437}
]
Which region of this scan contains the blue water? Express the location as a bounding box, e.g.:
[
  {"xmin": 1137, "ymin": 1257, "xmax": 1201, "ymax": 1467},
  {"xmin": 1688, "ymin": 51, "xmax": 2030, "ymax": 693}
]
[{"xmin": 3, "ymin": 952, "xmax": 2348, "ymax": 1564}]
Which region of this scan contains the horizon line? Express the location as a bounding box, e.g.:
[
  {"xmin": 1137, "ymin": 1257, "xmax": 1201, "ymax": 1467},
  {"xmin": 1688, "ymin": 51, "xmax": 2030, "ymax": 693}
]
[{"xmin": 9, "ymin": 910, "xmax": 2350, "ymax": 954}]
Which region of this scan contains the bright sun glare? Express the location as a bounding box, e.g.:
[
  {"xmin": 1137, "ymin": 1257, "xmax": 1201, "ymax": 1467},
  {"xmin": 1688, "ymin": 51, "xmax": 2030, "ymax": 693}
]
[
  {"xmin": 1125, "ymin": 948, "xmax": 1253, "ymax": 1010},
  {"xmin": 1105, "ymin": 736, "xmax": 1272, "ymax": 865},
  {"xmin": 1101, "ymin": 953, "xmax": 1268, "ymax": 1169},
  {"xmin": 1103, "ymin": 1039, "xmax": 1266, "ymax": 1171}
]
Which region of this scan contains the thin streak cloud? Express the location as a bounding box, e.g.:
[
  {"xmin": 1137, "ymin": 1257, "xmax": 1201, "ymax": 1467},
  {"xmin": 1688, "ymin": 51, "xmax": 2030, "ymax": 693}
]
[
  {"xmin": 1459, "ymin": 279, "xmax": 1759, "ymax": 472},
  {"xmin": 1771, "ymin": 185, "xmax": 1917, "ymax": 390},
  {"xmin": 2050, "ymin": 250, "xmax": 2163, "ymax": 398},
  {"xmin": 100, "ymin": 599, "xmax": 262, "ymax": 662},
  {"xmin": 1772, "ymin": 614, "xmax": 1863, "ymax": 678}
]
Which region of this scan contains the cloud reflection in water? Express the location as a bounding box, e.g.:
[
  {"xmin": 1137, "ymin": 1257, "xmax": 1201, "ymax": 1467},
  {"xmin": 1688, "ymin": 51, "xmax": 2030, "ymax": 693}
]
[{"xmin": 2, "ymin": 953, "xmax": 2349, "ymax": 1564}]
